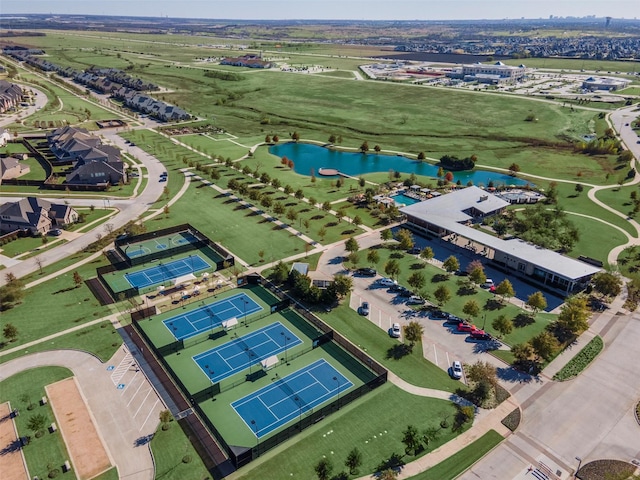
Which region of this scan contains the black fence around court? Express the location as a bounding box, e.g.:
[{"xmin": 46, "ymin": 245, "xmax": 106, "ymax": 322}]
[
  {"xmin": 115, "ymin": 223, "xmax": 235, "ymax": 271},
  {"xmin": 131, "ymin": 278, "xmax": 388, "ymax": 471}
]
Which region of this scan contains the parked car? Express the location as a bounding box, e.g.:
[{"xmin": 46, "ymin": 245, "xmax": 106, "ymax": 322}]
[
  {"xmin": 407, "ymin": 295, "xmax": 426, "ymax": 305},
  {"xmin": 481, "ymin": 279, "xmax": 494, "ymax": 288},
  {"xmin": 360, "ymin": 302, "xmax": 370, "ymax": 316},
  {"xmin": 159, "ymin": 177, "xmax": 167, "ymax": 182},
  {"xmin": 470, "ymin": 330, "xmax": 492, "ymax": 341},
  {"xmin": 444, "ymin": 314, "xmax": 464, "ymax": 325},
  {"xmin": 48, "ymin": 228, "xmax": 63, "ymax": 236},
  {"xmin": 389, "ymin": 323, "xmax": 401, "ymax": 338},
  {"xmin": 457, "ymin": 322, "xmax": 478, "ymax": 333},
  {"xmin": 408, "ymin": 246, "xmax": 421, "ymax": 254},
  {"xmin": 430, "ymin": 310, "xmax": 449, "ymax": 320},
  {"xmin": 398, "ymin": 287, "xmax": 413, "ymax": 297},
  {"xmin": 377, "ymin": 277, "xmax": 397, "ymax": 287},
  {"xmin": 356, "ymin": 267, "xmax": 377, "ymax": 277},
  {"xmin": 451, "ymin": 360, "xmax": 463, "ymax": 379}
]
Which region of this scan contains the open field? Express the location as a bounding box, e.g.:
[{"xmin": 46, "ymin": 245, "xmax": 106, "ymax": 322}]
[{"xmin": 235, "ymin": 383, "xmax": 469, "ymax": 480}]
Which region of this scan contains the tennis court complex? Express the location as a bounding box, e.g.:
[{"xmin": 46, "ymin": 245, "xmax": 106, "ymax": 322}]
[
  {"xmin": 193, "ymin": 322, "xmax": 302, "ymax": 383},
  {"xmin": 125, "ymin": 255, "xmax": 210, "ymax": 289},
  {"xmin": 231, "ymin": 359, "xmax": 353, "ymax": 438},
  {"xmin": 124, "ymin": 231, "xmax": 199, "ymax": 259},
  {"xmin": 163, "ymin": 292, "xmax": 262, "ymax": 341}
]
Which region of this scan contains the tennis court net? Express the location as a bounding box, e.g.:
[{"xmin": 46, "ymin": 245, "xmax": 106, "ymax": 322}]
[
  {"xmin": 235, "ymin": 336, "xmax": 258, "ymax": 363},
  {"xmin": 277, "ymin": 379, "xmax": 310, "ymax": 413}
]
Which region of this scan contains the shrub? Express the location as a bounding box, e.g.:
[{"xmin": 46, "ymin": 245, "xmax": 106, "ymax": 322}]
[
  {"xmin": 501, "ymin": 408, "xmax": 521, "ymax": 432},
  {"xmin": 552, "ymin": 336, "xmax": 603, "ymax": 381}
]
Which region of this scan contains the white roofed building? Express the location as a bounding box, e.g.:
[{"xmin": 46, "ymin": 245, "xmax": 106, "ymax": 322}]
[{"xmin": 399, "ymin": 186, "xmax": 600, "ymax": 294}]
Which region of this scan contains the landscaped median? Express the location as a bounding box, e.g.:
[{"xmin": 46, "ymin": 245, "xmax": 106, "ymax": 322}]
[{"xmin": 552, "ymin": 335, "xmax": 604, "ymax": 381}]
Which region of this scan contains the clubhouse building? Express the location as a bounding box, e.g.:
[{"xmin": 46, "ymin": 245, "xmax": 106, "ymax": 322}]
[
  {"xmin": 399, "ymin": 186, "xmax": 600, "ymax": 294},
  {"xmin": 447, "ymin": 62, "xmax": 529, "ymax": 84}
]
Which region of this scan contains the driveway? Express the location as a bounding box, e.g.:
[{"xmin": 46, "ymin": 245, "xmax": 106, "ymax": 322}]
[{"xmin": 459, "ymin": 307, "xmax": 640, "ymax": 479}]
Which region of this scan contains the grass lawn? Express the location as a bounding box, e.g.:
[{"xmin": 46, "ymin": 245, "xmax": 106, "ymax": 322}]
[
  {"xmin": 0, "ymin": 259, "xmax": 113, "ymax": 353},
  {"xmin": 409, "ymin": 429, "xmax": 504, "ymax": 480},
  {"xmin": 594, "ymin": 184, "xmax": 640, "ymax": 227},
  {"xmin": 92, "ymin": 467, "xmax": 119, "ymax": 480},
  {"xmin": 149, "ymin": 421, "xmax": 210, "ymax": 480},
  {"xmin": 563, "ymin": 212, "xmax": 628, "ymax": 263},
  {"xmin": 0, "ymin": 321, "xmax": 122, "ymax": 365},
  {"xmin": 236, "ymin": 383, "xmax": 469, "ymax": 480},
  {"xmin": 144, "ymin": 184, "xmax": 308, "ymax": 266},
  {"xmin": 173, "ymin": 133, "xmax": 252, "ymax": 160},
  {"xmin": 318, "ymin": 300, "xmax": 463, "ymax": 391},
  {"xmin": 0, "ymin": 367, "xmax": 75, "ymax": 480},
  {"xmin": 1, "ymin": 236, "xmax": 53, "ymax": 258}
]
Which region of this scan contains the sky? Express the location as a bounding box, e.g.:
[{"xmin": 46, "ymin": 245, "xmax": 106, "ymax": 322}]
[{"xmin": 1, "ymin": 0, "xmax": 639, "ymax": 21}]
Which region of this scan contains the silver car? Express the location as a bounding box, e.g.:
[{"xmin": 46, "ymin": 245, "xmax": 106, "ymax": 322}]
[{"xmin": 451, "ymin": 361, "xmax": 463, "ymax": 379}]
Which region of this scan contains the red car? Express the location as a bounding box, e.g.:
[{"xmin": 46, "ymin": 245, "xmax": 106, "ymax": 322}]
[
  {"xmin": 457, "ymin": 322, "xmax": 478, "ymax": 333},
  {"xmin": 470, "ymin": 330, "xmax": 492, "ymax": 340}
]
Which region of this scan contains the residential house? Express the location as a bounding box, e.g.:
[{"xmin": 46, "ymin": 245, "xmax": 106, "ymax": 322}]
[
  {"xmin": 0, "ymin": 155, "xmax": 31, "ymax": 185},
  {"xmin": 0, "ymin": 197, "xmax": 78, "ymax": 235},
  {"xmin": 0, "ymin": 80, "xmax": 23, "ymax": 113}
]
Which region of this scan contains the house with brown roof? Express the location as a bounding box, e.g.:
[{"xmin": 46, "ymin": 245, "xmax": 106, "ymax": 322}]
[
  {"xmin": 0, "ymin": 80, "xmax": 23, "ymax": 113},
  {"xmin": 0, "ymin": 156, "xmax": 30, "ymax": 185},
  {"xmin": 0, "ymin": 197, "xmax": 78, "ymax": 235}
]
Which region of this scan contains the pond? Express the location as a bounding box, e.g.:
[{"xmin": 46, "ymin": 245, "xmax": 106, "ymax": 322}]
[{"xmin": 268, "ymin": 142, "xmax": 530, "ymax": 187}]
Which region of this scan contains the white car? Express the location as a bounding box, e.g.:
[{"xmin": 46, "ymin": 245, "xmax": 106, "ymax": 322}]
[
  {"xmin": 378, "ymin": 277, "xmax": 397, "ymax": 287},
  {"xmin": 481, "ymin": 279, "xmax": 494, "ymax": 289},
  {"xmin": 390, "ymin": 323, "xmax": 401, "ymax": 338},
  {"xmin": 451, "ymin": 361, "xmax": 463, "ymax": 379}
]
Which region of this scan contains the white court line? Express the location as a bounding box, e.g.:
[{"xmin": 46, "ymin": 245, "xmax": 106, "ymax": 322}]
[
  {"xmin": 378, "ymin": 310, "xmax": 382, "ymax": 327},
  {"xmin": 445, "ymin": 351, "xmax": 450, "ymax": 369},
  {"xmin": 139, "ymin": 398, "xmax": 160, "ymax": 432}
]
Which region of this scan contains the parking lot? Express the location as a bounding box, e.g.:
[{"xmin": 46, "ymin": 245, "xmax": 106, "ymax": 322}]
[{"xmin": 349, "ymin": 273, "xmax": 511, "ymax": 380}]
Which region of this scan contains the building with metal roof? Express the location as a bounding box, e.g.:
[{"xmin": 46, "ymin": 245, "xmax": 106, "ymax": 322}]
[{"xmin": 400, "ymin": 186, "xmax": 600, "ymax": 294}]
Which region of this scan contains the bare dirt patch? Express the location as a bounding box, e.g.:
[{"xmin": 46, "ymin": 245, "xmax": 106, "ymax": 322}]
[
  {"xmin": 46, "ymin": 378, "xmax": 112, "ymax": 480},
  {"xmin": 0, "ymin": 402, "xmax": 29, "ymax": 480}
]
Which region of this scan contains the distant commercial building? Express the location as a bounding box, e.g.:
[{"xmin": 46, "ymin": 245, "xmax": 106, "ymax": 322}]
[
  {"xmin": 582, "ymin": 76, "xmax": 631, "ymax": 91},
  {"xmin": 447, "ymin": 62, "xmax": 528, "ymax": 84},
  {"xmin": 220, "ymin": 54, "xmax": 274, "ymax": 69}
]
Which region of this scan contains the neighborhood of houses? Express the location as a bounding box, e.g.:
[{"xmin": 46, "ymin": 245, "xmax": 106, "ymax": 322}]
[{"xmin": 3, "ymin": 46, "xmax": 192, "ymax": 121}]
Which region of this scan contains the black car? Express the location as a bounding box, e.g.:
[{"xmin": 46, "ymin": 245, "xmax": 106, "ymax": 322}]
[
  {"xmin": 444, "ymin": 315, "xmax": 464, "ymax": 325},
  {"xmin": 356, "ymin": 267, "xmax": 377, "ymax": 277},
  {"xmin": 398, "ymin": 288, "xmax": 413, "ymax": 297},
  {"xmin": 430, "ymin": 310, "xmax": 449, "ymax": 320},
  {"xmin": 408, "ymin": 246, "xmax": 421, "ymax": 254}
]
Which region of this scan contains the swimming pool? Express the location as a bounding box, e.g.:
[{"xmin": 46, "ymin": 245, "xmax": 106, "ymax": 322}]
[
  {"xmin": 390, "ymin": 193, "xmax": 421, "ymax": 206},
  {"xmin": 269, "ymin": 142, "xmax": 530, "ymax": 187}
]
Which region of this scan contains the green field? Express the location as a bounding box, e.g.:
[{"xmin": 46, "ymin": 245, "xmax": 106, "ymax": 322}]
[{"xmin": 409, "ymin": 429, "xmax": 504, "ymax": 480}]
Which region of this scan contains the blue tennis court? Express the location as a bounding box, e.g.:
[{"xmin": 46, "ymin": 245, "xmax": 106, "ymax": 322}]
[
  {"xmin": 164, "ymin": 292, "xmax": 263, "ymax": 340},
  {"xmin": 232, "ymin": 359, "xmax": 353, "ymax": 438},
  {"xmin": 125, "ymin": 255, "xmax": 210, "ymax": 289},
  {"xmin": 193, "ymin": 322, "xmax": 302, "ymax": 383}
]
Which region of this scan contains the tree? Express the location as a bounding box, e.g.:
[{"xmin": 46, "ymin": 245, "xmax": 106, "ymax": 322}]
[
  {"xmin": 332, "ymin": 274, "xmax": 353, "ymax": 299},
  {"xmin": 360, "ymin": 141, "xmax": 369, "ymax": 153},
  {"xmin": 295, "ymin": 189, "xmax": 305, "ymax": 200},
  {"xmin": 3, "ymin": 323, "xmax": 18, "ymax": 342},
  {"xmin": 35, "ymin": 257, "xmax": 44, "ymax": 275},
  {"xmin": 404, "ymin": 321, "xmax": 424, "ymax": 349},
  {"xmin": 291, "ymin": 131, "xmax": 300, "ymax": 142},
  {"xmin": 417, "ymin": 151, "xmax": 426, "ymax": 160},
  {"xmin": 159, "ymin": 410, "xmax": 172, "ymax": 431},
  {"xmin": 592, "ymin": 271, "xmax": 622, "ymax": 297},
  {"xmin": 511, "ymin": 342, "xmax": 535, "ymax": 363},
  {"xmin": 384, "ymin": 259, "xmax": 401, "ymax": 279},
  {"xmin": 422, "ymin": 426, "xmax": 440, "ymax": 447},
  {"xmin": 345, "ymin": 447, "xmax": 363, "ymax": 475},
  {"xmin": 381, "ymin": 229, "xmax": 393, "ymax": 242},
  {"xmin": 553, "ymin": 295, "xmax": 590, "ymax": 338},
  {"xmin": 508, "ymin": 163, "xmax": 521, "ymax": 175},
  {"xmin": 273, "ymin": 202, "xmax": 285, "ymax": 215},
  {"xmin": 303, "ymin": 219, "xmax": 310, "ymax": 231},
  {"xmin": 284, "ymin": 184, "xmax": 294, "ymax": 195},
  {"xmin": 286, "ymin": 208, "xmax": 298, "ymax": 223},
  {"xmin": 374, "ymin": 144, "xmax": 381, "ymax": 153},
  {"xmin": 318, "ymin": 226, "xmax": 327, "ymax": 241},
  {"xmin": 575, "ymin": 183, "xmax": 584, "ymax": 195},
  {"xmin": 531, "ymin": 331, "xmax": 560, "ymax": 361},
  {"xmin": 395, "ymin": 228, "xmax": 414, "ymax": 250},
  {"xmin": 272, "ymin": 261, "xmax": 289, "ymax": 284},
  {"xmin": 433, "ymin": 285, "xmax": 451, "ymax": 306},
  {"xmin": 442, "ymin": 255, "xmax": 460, "ymax": 275},
  {"xmin": 402, "ymin": 425, "xmax": 422, "ymax": 456},
  {"xmin": 321, "ymin": 201, "xmax": 332, "ymax": 212},
  {"xmin": 328, "ymin": 134, "xmax": 336, "ymax": 143},
  {"xmin": 494, "ymin": 279, "xmax": 515, "ymax": 303},
  {"xmin": 526, "ymin": 291, "xmax": 547, "ymax": 315},
  {"xmin": 308, "ymin": 196, "xmax": 317, "ymax": 208},
  {"xmin": 492, "ymin": 315, "xmax": 513, "ymax": 338},
  {"xmin": 72, "ymin": 271, "xmax": 83, "ymax": 288},
  {"xmin": 379, "ymin": 469, "xmax": 399, "ymax": 480},
  {"xmin": 359, "ymin": 177, "xmax": 366, "ymax": 187},
  {"xmin": 314, "ymin": 458, "xmax": 333, "ymax": 480},
  {"xmin": 468, "ymin": 265, "xmax": 486, "ymax": 286},
  {"xmin": 462, "ymin": 299, "xmax": 480, "ymax": 321},
  {"xmin": 265, "ymin": 134, "xmax": 271, "ymax": 143},
  {"xmin": 418, "ymin": 247, "xmax": 434, "ymax": 262},
  {"xmin": 352, "ymin": 215, "xmax": 363, "ymax": 227},
  {"xmin": 407, "ymin": 272, "xmax": 426, "ymax": 292},
  {"xmin": 367, "ymin": 249, "xmax": 380, "ymax": 265},
  {"xmin": 27, "ymin": 413, "xmax": 47, "ymax": 437},
  {"xmin": 345, "ymin": 236, "xmax": 359, "ymax": 254},
  {"xmin": 273, "ymin": 134, "xmax": 279, "ymax": 142}
]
